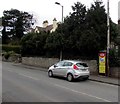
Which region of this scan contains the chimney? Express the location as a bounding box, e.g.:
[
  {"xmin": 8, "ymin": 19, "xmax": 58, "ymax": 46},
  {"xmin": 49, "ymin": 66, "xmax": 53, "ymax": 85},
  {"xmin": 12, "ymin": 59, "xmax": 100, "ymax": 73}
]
[
  {"xmin": 53, "ymin": 18, "xmax": 57, "ymax": 29},
  {"xmin": 43, "ymin": 20, "xmax": 48, "ymax": 28}
]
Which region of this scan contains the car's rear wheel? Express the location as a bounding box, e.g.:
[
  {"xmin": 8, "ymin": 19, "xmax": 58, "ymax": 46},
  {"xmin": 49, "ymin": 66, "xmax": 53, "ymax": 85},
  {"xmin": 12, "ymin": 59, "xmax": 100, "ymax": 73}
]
[
  {"xmin": 67, "ymin": 74, "xmax": 73, "ymax": 82},
  {"xmin": 48, "ymin": 71, "xmax": 53, "ymax": 77}
]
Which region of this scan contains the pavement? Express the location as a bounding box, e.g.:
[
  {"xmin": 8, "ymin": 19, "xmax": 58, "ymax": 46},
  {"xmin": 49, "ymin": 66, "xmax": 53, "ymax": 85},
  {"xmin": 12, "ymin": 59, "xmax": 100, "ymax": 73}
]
[{"xmin": 13, "ymin": 62, "xmax": 120, "ymax": 86}]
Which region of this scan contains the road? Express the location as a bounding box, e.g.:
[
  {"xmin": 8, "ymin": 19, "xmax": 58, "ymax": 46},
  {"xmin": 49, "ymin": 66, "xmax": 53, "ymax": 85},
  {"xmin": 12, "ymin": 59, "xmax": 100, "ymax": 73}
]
[
  {"xmin": 0, "ymin": 61, "xmax": 2, "ymax": 103},
  {"xmin": 2, "ymin": 62, "xmax": 118, "ymax": 102}
]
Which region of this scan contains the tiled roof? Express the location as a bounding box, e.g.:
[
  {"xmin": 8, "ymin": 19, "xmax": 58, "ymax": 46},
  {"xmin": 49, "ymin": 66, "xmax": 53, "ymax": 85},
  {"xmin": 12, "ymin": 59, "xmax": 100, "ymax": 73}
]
[
  {"xmin": 45, "ymin": 25, "xmax": 53, "ymax": 32},
  {"xmin": 36, "ymin": 25, "xmax": 53, "ymax": 32},
  {"xmin": 36, "ymin": 26, "xmax": 44, "ymax": 31},
  {"xmin": 28, "ymin": 28, "xmax": 35, "ymax": 33}
]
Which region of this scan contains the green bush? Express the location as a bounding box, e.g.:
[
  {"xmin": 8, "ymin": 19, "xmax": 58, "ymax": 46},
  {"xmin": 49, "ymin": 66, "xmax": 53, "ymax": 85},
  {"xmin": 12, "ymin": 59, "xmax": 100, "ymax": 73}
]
[
  {"xmin": 109, "ymin": 49, "xmax": 120, "ymax": 67},
  {"xmin": 3, "ymin": 51, "xmax": 17, "ymax": 60},
  {"xmin": 2, "ymin": 44, "xmax": 21, "ymax": 54},
  {"xmin": 4, "ymin": 52, "xmax": 10, "ymax": 60},
  {"xmin": 21, "ymin": 32, "xmax": 47, "ymax": 56}
]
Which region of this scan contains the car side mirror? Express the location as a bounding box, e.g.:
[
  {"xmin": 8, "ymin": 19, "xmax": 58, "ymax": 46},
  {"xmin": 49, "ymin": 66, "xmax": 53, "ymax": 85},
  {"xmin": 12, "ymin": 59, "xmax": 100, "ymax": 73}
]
[{"xmin": 54, "ymin": 64, "xmax": 58, "ymax": 68}]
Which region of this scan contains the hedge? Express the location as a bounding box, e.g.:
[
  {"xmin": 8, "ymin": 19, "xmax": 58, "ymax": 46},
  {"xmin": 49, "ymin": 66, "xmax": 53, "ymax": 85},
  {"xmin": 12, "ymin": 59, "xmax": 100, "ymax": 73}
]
[{"xmin": 1, "ymin": 44, "xmax": 21, "ymax": 54}]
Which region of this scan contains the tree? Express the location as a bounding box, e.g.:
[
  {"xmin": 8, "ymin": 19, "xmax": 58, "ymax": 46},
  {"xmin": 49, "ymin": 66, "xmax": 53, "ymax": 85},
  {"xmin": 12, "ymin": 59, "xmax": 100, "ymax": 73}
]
[
  {"xmin": 83, "ymin": 1, "xmax": 118, "ymax": 57},
  {"xmin": 45, "ymin": 31, "xmax": 65, "ymax": 57},
  {"xmin": 57, "ymin": 2, "xmax": 87, "ymax": 51},
  {"xmin": 45, "ymin": 1, "xmax": 108, "ymax": 58},
  {"xmin": 2, "ymin": 9, "xmax": 34, "ymax": 44},
  {"xmin": 51, "ymin": 1, "xmax": 118, "ymax": 58},
  {"xmin": 20, "ymin": 1, "xmax": 118, "ymax": 59},
  {"xmin": 21, "ymin": 32, "xmax": 48, "ymax": 56},
  {"xmin": 44, "ymin": 2, "xmax": 88, "ymax": 58},
  {"xmin": 79, "ymin": 1, "xmax": 108, "ymax": 57},
  {"xmin": 110, "ymin": 22, "xmax": 118, "ymax": 42}
]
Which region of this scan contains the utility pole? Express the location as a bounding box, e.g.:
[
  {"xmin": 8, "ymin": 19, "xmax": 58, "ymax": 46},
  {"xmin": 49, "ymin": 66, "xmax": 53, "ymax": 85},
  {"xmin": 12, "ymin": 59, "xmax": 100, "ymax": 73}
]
[{"xmin": 107, "ymin": 0, "xmax": 110, "ymax": 76}]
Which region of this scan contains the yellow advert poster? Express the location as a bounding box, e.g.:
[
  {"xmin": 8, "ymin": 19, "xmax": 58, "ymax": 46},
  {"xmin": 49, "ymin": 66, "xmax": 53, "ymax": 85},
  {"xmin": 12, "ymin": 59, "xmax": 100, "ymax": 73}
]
[{"xmin": 99, "ymin": 52, "xmax": 106, "ymax": 74}]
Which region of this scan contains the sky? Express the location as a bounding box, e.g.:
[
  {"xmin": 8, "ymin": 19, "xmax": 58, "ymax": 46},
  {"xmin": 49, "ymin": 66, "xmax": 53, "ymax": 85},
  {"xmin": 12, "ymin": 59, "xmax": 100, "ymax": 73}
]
[{"xmin": 0, "ymin": 0, "xmax": 119, "ymax": 26}]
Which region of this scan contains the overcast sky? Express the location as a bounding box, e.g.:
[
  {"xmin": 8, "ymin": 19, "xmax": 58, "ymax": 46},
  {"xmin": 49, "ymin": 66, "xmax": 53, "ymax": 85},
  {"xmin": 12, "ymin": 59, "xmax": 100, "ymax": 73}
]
[{"xmin": 0, "ymin": 0, "xmax": 119, "ymax": 26}]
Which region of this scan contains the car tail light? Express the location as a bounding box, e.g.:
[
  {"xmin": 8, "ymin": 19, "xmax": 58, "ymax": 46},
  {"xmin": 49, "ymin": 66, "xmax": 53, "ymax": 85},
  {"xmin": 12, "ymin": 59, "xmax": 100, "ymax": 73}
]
[{"xmin": 73, "ymin": 64, "xmax": 79, "ymax": 70}]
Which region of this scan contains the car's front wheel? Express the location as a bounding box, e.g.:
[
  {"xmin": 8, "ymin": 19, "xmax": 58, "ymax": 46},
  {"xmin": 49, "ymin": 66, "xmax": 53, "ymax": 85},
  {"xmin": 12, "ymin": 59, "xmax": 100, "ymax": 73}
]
[
  {"xmin": 67, "ymin": 74, "xmax": 73, "ymax": 82},
  {"xmin": 48, "ymin": 71, "xmax": 53, "ymax": 77}
]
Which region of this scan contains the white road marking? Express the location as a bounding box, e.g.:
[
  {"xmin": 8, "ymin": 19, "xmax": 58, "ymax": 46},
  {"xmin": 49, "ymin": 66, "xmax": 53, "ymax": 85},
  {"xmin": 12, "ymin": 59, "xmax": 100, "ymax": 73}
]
[
  {"xmin": 54, "ymin": 84, "xmax": 111, "ymax": 102},
  {"xmin": 18, "ymin": 73, "xmax": 40, "ymax": 81}
]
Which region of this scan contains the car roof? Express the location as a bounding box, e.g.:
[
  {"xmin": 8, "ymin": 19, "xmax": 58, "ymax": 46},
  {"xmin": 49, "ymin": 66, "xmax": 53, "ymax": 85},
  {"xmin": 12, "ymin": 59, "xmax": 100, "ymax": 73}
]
[{"xmin": 62, "ymin": 60, "xmax": 84, "ymax": 64}]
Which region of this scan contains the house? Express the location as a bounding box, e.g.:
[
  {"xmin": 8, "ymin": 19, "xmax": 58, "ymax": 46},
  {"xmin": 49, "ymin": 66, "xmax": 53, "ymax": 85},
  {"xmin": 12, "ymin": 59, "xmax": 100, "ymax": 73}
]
[{"xmin": 34, "ymin": 18, "xmax": 58, "ymax": 33}]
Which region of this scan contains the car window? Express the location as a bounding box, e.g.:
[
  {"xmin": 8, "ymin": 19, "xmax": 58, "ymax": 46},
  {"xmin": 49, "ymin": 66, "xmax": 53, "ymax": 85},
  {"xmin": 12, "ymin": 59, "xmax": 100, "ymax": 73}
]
[
  {"xmin": 56, "ymin": 61, "xmax": 64, "ymax": 67},
  {"xmin": 63, "ymin": 62, "xmax": 73, "ymax": 66},
  {"xmin": 76, "ymin": 63, "xmax": 88, "ymax": 67}
]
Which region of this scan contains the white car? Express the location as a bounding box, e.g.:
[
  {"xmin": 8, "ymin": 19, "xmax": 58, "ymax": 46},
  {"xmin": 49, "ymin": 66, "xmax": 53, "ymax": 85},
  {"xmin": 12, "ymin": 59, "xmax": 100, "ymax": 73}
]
[{"xmin": 48, "ymin": 60, "xmax": 90, "ymax": 82}]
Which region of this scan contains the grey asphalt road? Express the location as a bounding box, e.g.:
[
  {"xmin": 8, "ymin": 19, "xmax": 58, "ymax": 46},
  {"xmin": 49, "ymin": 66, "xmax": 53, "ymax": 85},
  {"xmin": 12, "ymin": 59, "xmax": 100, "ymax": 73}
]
[{"xmin": 2, "ymin": 62, "xmax": 118, "ymax": 102}]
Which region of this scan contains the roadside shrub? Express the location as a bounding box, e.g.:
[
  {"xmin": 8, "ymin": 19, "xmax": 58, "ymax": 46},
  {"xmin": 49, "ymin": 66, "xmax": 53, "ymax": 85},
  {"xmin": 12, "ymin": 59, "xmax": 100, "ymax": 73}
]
[
  {"xmin": 109, "ymin": 49, "xmax": 120, "ymax": 67},
  {"xmin": 2, "ymin": 44, "xmax": 21, "ymax": 54},
  {"xmin": 4, "ymin": 52, "xmax": 10, "ymax": 60},
  {"xmin": 3, "ymin": 51, "xmax": 16, "ymax": 60},
  {"xmin": 21, "ymin": 32, "xmax": 47, "ymax": 56}
]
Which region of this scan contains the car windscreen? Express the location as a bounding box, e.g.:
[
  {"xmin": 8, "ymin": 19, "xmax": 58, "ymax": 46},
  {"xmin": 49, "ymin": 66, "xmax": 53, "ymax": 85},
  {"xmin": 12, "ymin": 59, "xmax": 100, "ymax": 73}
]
[{"xmin": 76, "ymin": 63, "xmax": 88, "ymax": 67}]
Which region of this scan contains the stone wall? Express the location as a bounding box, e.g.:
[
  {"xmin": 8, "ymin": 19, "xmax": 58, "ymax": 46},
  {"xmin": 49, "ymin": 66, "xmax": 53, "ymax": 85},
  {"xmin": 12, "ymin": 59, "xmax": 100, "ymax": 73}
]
[
  {"xmin": 22, "ymin": 57, "xmax": 98, "ymax": 74},
  {"xmin": 2, "ymin": 54, "xmax": 21, "ymax": 63},
  {"xmin": 22, "ymin": 57, "xmax": 59, "ymax": 68},
  {"xmin": 83, "ymin": 60, "xmax": 98, "ymax": 75},
  {"xmin": 22, "ymin": 57, "xmax": 119, "ymax": 77},
  {"xmin": 110, "ymin": 67, "xmax": 120, "ymax": 78}
]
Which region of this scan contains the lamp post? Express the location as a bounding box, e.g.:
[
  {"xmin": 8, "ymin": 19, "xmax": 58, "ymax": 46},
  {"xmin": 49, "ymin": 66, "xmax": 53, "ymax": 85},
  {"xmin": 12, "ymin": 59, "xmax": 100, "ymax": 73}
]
[
  {"xmin": 55, "ymin": 2, "xmax": 63, "ymax": 61},
  {"xmin": 107, "ymin": 0, "xmax": 110, "ymax": 76},
  {"xmin": 55, "ymin": 2, "xmax": 63, "ymax": 23}
]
